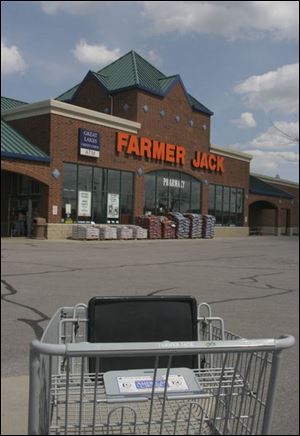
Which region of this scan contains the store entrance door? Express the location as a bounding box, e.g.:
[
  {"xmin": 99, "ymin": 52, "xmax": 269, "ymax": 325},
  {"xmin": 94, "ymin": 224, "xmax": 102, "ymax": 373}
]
[{"xmin": 8, "ymin": 196, "xmax": 39, "ymax": 237}]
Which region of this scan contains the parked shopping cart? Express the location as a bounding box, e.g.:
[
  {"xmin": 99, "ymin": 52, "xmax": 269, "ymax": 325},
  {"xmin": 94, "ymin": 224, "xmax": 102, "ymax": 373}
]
[{"xmin": 28, "ymin": 299, "xmax": 295, "ymax": 435}]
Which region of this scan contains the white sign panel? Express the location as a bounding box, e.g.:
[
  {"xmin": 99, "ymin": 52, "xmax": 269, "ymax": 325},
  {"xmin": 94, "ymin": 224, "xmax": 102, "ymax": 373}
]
[
  {"xmin": 65, "ymin": 203, "xmax": 72, "ymax": 215},
  {"xmin": 163, "ymin": 177, "xmax": 185, "ymax": 188},
  {"xmin": 107, "ymin": 193, "xmax": 119, "ymax": 219},
  {"xmin": 78, "ymin": 191, "xmax": 91, "ymax": 217}
]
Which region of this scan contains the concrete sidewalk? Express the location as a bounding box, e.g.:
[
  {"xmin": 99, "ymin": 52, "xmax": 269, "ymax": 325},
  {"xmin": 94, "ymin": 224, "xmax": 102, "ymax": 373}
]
[{"xmin": 1, "ymin": 376, "xmax": 28, "ymax": 435}]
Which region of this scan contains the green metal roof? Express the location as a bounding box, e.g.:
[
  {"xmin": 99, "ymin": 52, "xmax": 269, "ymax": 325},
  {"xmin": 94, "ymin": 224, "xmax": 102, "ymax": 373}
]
[
  {"xmin": 249, "ymin": 175, "xmax": 294, "ymax": 199},
  {"xmin": 1, "ymin": 119, "xmax": 50, "ymax": 163},
  {"xmin": 56, "ymin": 50, "xmax": 213, "ymax": 115},
  {"xmin": 56, "ymin": 83, "xmax": 80, "ymax": 102},
  {"xmin": 1, "ymin": 96, "xmax": 28, "ymax": 112}
]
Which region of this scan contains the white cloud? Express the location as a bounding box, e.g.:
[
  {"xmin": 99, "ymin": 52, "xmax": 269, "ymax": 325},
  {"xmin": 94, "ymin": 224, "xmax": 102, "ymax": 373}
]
[
  {"xmin": 231, "ymin": 112, "xmax": 256, "ymax": 129},
  {"xmin": 246, "ymin": 149, "xmax": 299, "ymax": 174},
  {"xmin": 233, "ymin": 63, "xmax": 299, "ymax": 114},
  {"xmin": 146, "ymin": 49, "xmax": 162, "ymax": 65},
  {"xmin": 1, "ymin": 40, "xmax": 26, "ymax": 75},
  {"xmin": 229, "ymin": 120, "xmax": 299, "ymax": 177},
  {"xmin": 41, "ymin": 1, "xmax": 109, "ymax": 15},
  {"xmin": 72, "ymin": 41, "xmax": 121, "ymax": 66},
  {"xmin": 142, "ymin": 1, "xmax": 299, "ymax": 41},
  {"xmin": 250, "ymin": 121, "xmax": 299, "ymax": 149}
]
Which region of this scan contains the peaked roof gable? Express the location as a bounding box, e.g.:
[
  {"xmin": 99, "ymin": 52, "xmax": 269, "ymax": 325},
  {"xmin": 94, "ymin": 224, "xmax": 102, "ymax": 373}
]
[{"xmin": 56, "ymin": 51, "xmax": 213, "ymax": 115}]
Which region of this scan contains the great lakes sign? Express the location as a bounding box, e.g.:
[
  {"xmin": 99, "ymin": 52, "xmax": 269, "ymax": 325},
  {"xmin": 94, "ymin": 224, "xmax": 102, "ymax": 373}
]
[{"xmin": 116, "ymin": 132, "xmax": 224, "ymax": 173}]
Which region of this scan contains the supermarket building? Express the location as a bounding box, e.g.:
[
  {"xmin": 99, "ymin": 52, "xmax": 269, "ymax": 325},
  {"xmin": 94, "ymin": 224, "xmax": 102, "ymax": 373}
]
[{"xmin": 1, "ymin": 51, "xmax": 298, "ymax": 238}]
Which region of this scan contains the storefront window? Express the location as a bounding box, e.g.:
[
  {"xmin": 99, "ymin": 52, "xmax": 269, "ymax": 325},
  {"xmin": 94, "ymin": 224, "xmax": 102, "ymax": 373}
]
[
  {"xmin": 236, "ymin": 188, "xmax": 244, "ymax": 226},
  {"xmin": 190, "ymin": 179, "xmax": 201, "ymax": 213},
  {"xmin": 208, "ymin": 183, "xmax": 244, "ymax": 226},
  {"xmin": 156, "ymin": 171, "xmax": 169, "ymax": 215},
  {"xmin": 92, "ymin": 167, "xmax": 105, "ymax": 223},
  {"xmin": 62, "ymin": 163, "xmax": 134, "ymax": 224},
  {"xmin": 144, "ymin": 171, "xmax": 201, "ymax": 215},
  {"xmin": 222, "ymin": 187, "xmax": 230, "ymax": 225},
  {"xmin": 121, "ymin": 171, "xmax": 134, "ymax": 224},
  {"xmin": 144, "ymin": 172, "xmax": 156, "ymax": 214},
  {"xmin": 78, "ymin": 165, "xmax": 93, "ymax": 222},
  {"xmin": 108, "ymin": 169, "xmax": 120, "ymax": 194},
  {"xmin": 229, "ymin": 188, "xmax": 237, "ymax": 225},
  {"xmin": 62, "ymin": 163, "xmax": 77, "ymax": 221}
]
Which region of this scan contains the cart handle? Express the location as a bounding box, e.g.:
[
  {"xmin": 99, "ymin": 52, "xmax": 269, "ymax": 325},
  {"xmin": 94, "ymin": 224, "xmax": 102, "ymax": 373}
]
[{"xmin": 31, "ymin": 335, "xmax": 295, "ymax": 357}]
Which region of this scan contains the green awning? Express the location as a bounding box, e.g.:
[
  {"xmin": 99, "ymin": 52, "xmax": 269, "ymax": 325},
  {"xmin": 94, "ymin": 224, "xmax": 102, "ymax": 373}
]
[{"xmin": 1, "ymin": 120, "xmax": 50, "ymax": 163}]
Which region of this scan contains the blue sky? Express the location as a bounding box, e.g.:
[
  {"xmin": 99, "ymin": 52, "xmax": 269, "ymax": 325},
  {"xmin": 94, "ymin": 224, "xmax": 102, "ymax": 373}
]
[{"xmin": 2, "ymin": 1, "xmax": 299, "ymax": 181}]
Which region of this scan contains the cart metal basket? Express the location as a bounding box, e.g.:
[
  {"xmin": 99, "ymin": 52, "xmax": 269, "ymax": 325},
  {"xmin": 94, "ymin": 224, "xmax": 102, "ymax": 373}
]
[{"xmin": 28, "ymin": 302, "xmax": 294, "ymax": 435}]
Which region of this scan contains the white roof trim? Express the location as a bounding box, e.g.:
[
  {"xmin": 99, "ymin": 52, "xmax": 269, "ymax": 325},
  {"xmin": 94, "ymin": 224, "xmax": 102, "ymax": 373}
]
[
  {"xmin": 210, "ymin": 144, "xmax": 252, "ymax": 162},
  {"xmin": 251, "ymin": 173, "xmax": 299, "ymax": 188},
  {"xmin": 2, "ymin": 99, "xmax": 141, "ymax": 134}
]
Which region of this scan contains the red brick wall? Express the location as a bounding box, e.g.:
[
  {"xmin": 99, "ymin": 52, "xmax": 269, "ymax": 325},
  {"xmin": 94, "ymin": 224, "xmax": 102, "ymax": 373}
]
[
  {"xmin": 137, "ymin": 84, "xmax": 211, "ymax": 149},
  {"xmin": 9, "ymin": 115, "xmax": 51, "ymax": 155},
  {"xmin": 71, "ymin": 77, "xmax": 111, "ymax": 113}
]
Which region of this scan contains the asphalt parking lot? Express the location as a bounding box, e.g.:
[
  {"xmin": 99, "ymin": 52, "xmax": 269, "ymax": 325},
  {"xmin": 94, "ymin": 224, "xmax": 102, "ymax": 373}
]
[{"xmin": 1, "ymin": 236, "xmax": 299, "ymax": 435}]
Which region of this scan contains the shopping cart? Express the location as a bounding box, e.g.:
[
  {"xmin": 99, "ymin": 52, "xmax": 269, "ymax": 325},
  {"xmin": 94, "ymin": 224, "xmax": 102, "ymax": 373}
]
[{"xmin": 28, "ymin": 300, "xmax": 295, "ymax": 435}]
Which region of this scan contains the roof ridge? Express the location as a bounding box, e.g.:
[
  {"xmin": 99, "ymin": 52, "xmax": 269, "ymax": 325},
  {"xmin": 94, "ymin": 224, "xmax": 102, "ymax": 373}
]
[
  {"xmin": 97, "ymin": 49, "xmax": 132, "ymax": 74},
  {"xmin": 131, "ymin": 51, "xmax": 140, "ymax": 85},
  {"xmin": 133, "ymin": 51, "xmax": 166, "ymax": 78}
]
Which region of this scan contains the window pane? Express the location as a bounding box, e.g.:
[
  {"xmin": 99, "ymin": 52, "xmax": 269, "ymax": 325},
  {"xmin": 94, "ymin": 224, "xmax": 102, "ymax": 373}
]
[
  {"xmin": 208, "ymin": 185, "xmax": 215, "ymax": 212},
  {"xmin": 179, "ymin": 173, "xmax": 191, "ymax": 213},
  {"xmin": 230, "ymin": 188, "xmax": 237, "ymax": 213},
  {"xmin": 121, "ymin": 172, "xmax": 134, "ymax": 223},
  {"xmin": 107, "ymin": 170, "xmax": 120, "ymax": 194},
  {"xmin": 237, "ymin": 189, "xmax": 243, "ymax": 213},
  {"xmin": 223, "ymin": 187, "xmax": 230, "ymax": 225},
  {"xmin": 62, "ymin": 163, "xmax": 77, "ymax": 220},
  {"xmin": 92, "ymin": 167, "xmax": 105, "ymax": 223},
  {"xmin": 78, "ymin": 165, "xmax": 92, "ymax": 192},
  {"xmin": 236, "ymin": 188, "xmax": 244, "ymax": 226},
  {"xmin": 78, "ymin": 165, "xmax": 92, "ymax": 220},
  {"xmin": 215, "ymin": 185, "xmax": 223, "ymax": 224},
  {"xmin": 144, "ymin": 173, "xmax": 156, "ymax": 214},
  {"xmin": 191, "ymin": 179, "xmax": 201, "ymax": 213},
  {"xmin": 156, "ymin": 170, "xmax": 169, "ymax": 214}
]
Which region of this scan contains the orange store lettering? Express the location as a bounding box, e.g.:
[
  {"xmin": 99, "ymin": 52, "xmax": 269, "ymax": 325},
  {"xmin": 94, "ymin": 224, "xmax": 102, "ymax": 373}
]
[
  {"xmin": 117, "ymin": 132, "xmax": 224, "ymax": 173},
  {"xmin": 117, "ymin": 132, "xmax": 186, "ymax": 165}
]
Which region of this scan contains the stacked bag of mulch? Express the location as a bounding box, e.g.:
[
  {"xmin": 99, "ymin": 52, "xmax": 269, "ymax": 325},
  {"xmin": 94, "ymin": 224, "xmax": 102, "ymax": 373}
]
[
  {"xmin": 98, "ymin": 225, "xmax": 117, "ymax": 240},
  {"xmin": 184, "ymin": 213, "xmax": 203, "ymax": 238},
  {"xmin": 115, "ymin": 226, "xmax": 133, "ymax": 240},
  {"xmin": 135, "ymin": 216, "xmax": 162, "ymax": 239},
  {"xmin": 167, "ymin": 212, "xmax": 190, "ymax": 239},
  {"xmin": 159, "ymin": 216, "xmax": 176, "ymax": 239},
  {"xmin": 72, "ymin": 225, "xmax": 99, "ymax": 240},
  {"xmin": 202, "ymin": 215, "xmax": 216, "ymax": 239},
  {"xmin": 128, "ymin": 225, "xmax": 148, "ymax": 239}
]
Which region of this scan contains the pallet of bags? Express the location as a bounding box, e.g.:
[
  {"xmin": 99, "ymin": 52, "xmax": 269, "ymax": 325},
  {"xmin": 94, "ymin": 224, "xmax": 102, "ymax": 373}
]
[
  {"xmin": 202, "ymin": 215, "xmax": 216, "ymax": 239},
  {"xmin": 72, "ymin": 225, "xmax": 86, "ymax": 240},
  {"xmin": 115, "ymin": 225, "xmax": 134, "ymax": 240},
  {"xmin": 128, "ymin": 225, "xmax": 148, "ymax": 239},
  {"xmin": 72, "ymin": 225, "xmax": 99, "ymax": 240},
  {"xmin": 184, "ymin": 213, "xmax": 203, "ymax": 238},
  {"xmin": 159, "ymin": 217, "xmax": 176, "ymax": 239},
  {"xmin": 98, "ymin": 225, "xmax": 117, "ymax": 240},
  {"xmin": 167, "ymin": 212, "xmax": 190, "ymax": 239},
  {"xmin": 135, "ymin": 216, "xmax": 162, "ymax": 239},
  {"xmin": 85, "ymin": 226, "xmax": 100, "ymax": 240}
]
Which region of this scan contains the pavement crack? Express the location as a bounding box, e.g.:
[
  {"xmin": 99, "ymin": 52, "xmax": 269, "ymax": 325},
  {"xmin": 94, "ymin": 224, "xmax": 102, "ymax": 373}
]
[
  {"xmin": 1, "ymin": 279, "xmax": 50, "ymax": 339},
  {"xmin": 208, "ymin": 271, "xmax": 295, "ymax": 305},
  {"xmin": 147, "ymin": 287, "xmax": 177, "ymax": 296}
]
